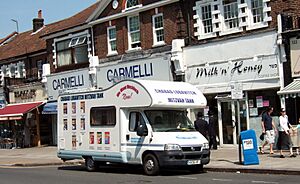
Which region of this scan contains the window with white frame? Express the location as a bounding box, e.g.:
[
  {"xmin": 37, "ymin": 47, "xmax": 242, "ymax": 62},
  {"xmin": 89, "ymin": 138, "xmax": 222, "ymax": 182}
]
[
  {"xmin": 17, "ymin": 62, "xmax": 25, "ymax": 78},
  {"xmin": 128, "ymin": 15, "xmax": 141, "ymax": 49},
  {"xmin": 56, "ymin": 35, "xmax": 88, "ymax": 67},
  {"xmin": 37, "ymin": 60, "xmax": 43, "ymax": 79},
  {"xmin": 251, "ymin": 0, "xmax": 263, "ymax": 23},
  {"xmin": 223, "ymin": 0, "xmax": 239, "ymax": 29},
  {"xmin": 152, "ymin": 13, "xmax": 165, "ymax": 45},
  {"xmin": 9, "ymin": 64, "xmax": 16, "ymax": 78},
  {"xmin": 126, "ymin": 0, "xmax": 139, "ymax": 9},
  {"xmin": 193, "ymin": 0, "xmax": 271, "ymax": 40},
  {"xmin": 107, "ymin": 26, "xmax": 117, "ymax": 54},
  {"xmin": 201, "ymin": 5, "xmax": 213, "ymax": 34}
]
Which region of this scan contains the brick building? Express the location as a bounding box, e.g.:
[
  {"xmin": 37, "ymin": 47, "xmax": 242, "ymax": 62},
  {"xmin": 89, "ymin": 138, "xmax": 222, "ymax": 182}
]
[
  {"xmin": 179, "ymin": 0, "xmax": 300, "ymax": 146},
  {"xmin": 0, "ymin": 11, "xmax": 49, "ymax": 148}
]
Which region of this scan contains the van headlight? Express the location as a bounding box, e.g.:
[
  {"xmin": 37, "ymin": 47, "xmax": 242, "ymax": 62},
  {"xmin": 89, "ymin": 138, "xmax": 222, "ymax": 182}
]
[
  {"xmin": 164, "ymin": 144, "xmax": 182, "ymax": 151},
  {"xmin": 202, "ymin": 143, "xmax": 209, "ymax": 149}
]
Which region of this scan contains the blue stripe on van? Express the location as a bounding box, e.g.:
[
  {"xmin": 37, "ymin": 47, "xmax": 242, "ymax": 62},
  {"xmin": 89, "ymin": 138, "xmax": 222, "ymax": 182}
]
[
  {"xmin": 121, "ymin": 143, "xmax": 164, "ymax": 148},
  {"xmin": 58, "ymin": 150, "xmax": 125, "ymax": 162}
]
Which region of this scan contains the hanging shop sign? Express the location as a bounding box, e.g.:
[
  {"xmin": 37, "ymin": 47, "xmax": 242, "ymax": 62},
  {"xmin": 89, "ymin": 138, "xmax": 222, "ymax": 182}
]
[{"xmin": 290, "ymin": 37, "xmax": 300, "ymax": 78}]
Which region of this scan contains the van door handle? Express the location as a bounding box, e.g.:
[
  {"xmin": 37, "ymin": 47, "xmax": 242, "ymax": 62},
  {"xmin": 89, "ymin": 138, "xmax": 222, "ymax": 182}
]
[{"xmin": 126, "ymin": 134, "xmax": 130, "ymax": 141}]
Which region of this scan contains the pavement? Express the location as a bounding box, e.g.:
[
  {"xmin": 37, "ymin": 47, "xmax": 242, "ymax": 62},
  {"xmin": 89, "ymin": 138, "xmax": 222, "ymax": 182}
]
[{"xmin": 0, "ymin": 146, "xmax": 299, "ymax": 175}]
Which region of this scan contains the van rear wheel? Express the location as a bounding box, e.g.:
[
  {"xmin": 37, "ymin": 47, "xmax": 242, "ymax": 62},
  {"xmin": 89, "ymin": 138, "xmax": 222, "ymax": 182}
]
[
  {"xmin": 85, "ymin": 157, "xmax": 98, "ymax": 172},
  {"xmin": 143, "ymin": 153, "xmax": 160, "ymax": 176}
]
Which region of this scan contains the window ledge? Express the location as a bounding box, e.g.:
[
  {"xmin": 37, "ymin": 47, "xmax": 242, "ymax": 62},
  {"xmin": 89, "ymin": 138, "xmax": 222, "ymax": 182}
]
[
  {"xmin": 107, "ymin": 51, "xmax": 118, "ymax": 57},
  {"xmin": 152, "ymin": 42, "xmax": 166, "ymax": 48},
  {"xmin": 122, "ymin": 4, "xmax": 143, "ymax": 13},
  {"xmin": 125, "ymin": 47, "xmax": 142, "ymax": 53}
]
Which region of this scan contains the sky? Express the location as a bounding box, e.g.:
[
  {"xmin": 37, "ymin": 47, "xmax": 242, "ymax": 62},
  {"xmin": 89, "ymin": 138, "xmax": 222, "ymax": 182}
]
[{"xmin": 0, "ymin": 0, "xmax": 98, "ymax": 39}]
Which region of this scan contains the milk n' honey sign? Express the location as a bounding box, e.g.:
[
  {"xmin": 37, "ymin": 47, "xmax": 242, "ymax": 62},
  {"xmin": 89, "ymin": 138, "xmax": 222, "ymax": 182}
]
[{"xmin": 290, "ymin": 37, "xmax": 300, "ymax": 78}]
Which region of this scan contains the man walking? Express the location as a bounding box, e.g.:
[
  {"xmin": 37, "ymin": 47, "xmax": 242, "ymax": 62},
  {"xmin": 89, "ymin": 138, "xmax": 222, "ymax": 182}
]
[
  {"xmin": 194, "ymin": 112, "xmax": 208, "ymax": 139},
  {"xmin": 208, "ymin": 110, "xmax": 218, "ymax": 150},
  {"xmin": 261, "ymin": 107, "xmax": 276, "ymax": 154}
]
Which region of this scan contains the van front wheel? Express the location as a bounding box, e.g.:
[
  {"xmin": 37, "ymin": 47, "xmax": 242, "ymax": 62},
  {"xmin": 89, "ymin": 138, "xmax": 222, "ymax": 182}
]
[
  {"xmin": 85, "ymin": 157, "xmax": 98, "ymax": 172},
  {"xmin": 143, "ymin": 153, "xmax": 160, "ymax": 176}
]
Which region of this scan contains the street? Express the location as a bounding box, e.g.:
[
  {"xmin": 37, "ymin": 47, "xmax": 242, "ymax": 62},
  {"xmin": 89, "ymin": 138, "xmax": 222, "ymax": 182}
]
[{"xmin": 0, "ymin": 165, "xmax": 299, "ymax": 184}]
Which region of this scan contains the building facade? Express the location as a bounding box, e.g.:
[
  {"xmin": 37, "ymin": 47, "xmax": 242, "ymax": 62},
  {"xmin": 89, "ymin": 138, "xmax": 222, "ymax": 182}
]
[{"xmin": 0, "ymin": 11, "xmax": 49, "ymax": 148}]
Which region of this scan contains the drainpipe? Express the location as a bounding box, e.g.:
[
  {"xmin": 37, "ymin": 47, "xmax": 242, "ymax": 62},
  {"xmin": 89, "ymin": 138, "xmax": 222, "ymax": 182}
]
[
  {"xmin": 89, "ymin": 25, "xmax": 98, "ymax": 89},
  {"xmin": 277, "ymin": 14, "xmax": 287, "ymax": 108}
]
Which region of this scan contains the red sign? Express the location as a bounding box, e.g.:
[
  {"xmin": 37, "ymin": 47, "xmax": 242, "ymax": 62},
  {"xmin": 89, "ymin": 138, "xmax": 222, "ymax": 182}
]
[{"xmin": 116, "ymin": 85, "xmax": 139, "ymax": 100}]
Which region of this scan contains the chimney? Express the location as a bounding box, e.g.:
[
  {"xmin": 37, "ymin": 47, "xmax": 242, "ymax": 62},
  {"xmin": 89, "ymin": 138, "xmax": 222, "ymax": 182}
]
[{"xmin": 33, "ymin": 10, "xmax": 44, "ymax": 32}]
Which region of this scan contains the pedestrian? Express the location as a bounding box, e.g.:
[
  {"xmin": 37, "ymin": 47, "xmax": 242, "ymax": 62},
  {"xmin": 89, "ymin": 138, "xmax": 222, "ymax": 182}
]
[
  {"xmin": 277, "ymin": 108, "xmax": 296, "ymax": 158},
  {"xmin": 194, "ymin": 112, "xmax": 208, "ymax": 139},
  {"xmin": 260, "ymin": 107, "xmax": 276, "ymax": 154},
  {"xmin": 208, "ymin": 110, "xmax": 218, "ymax": 150},
  {"xmin": 292, "ymin": 118, "xmax": 300, "ymax": 155}
]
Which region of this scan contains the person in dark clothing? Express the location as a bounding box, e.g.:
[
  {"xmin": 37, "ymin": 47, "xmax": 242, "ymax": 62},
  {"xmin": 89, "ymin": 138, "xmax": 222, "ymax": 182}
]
[
  {"xmin": 194, "ymin": 112, "xmax": 208, "ymax": 139},
  {"xmin": 208, "ymin": 110, "xmax": 218, "ymax": 150}
]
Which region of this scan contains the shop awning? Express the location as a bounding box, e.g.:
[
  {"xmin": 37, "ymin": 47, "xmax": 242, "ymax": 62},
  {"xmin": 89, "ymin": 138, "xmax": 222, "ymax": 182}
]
[
  {"xmin": 42, "ymin": 101, "xmax": 57, "ymax": 114},
  {"xmin": 0, "ymin": 101, "xmax": 44, "ymax": 120},
  {"xmin": 277, "ymin": 79, "xmax": 300, "ymax": 98}
]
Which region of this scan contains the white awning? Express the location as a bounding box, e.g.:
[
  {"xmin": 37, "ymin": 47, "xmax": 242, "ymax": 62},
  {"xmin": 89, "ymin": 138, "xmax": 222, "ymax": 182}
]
[{"xmin": 277, "ymin": 79, "xmax": 300, "ymax": 98}]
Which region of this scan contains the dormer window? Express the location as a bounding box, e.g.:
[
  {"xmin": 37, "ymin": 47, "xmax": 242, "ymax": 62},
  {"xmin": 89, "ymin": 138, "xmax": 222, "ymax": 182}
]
[
  {"xmin": 123, "ymin": 0, "xmax": 142, "ymax": 12},
  {"xmin": 126, "ymin": 0, "xmax": 139, "ymax": 9}
]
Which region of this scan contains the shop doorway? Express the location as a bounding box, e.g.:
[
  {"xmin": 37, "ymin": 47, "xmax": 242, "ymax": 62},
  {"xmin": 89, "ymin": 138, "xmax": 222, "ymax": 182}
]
[{"xmin": 218, "ymin": 99, "xmax": 248, "ymax": 146}]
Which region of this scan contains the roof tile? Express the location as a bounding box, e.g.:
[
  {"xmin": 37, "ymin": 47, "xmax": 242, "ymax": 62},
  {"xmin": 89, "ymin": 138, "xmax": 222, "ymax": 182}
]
[{"xmin": 0, "ymin": 2, "xmax": 100, "ymax": 61}]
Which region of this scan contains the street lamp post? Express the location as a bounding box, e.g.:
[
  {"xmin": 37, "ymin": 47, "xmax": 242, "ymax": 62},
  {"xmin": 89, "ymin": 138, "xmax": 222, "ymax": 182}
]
[{"xmin": 11, "ymin": 19, "xmax": 19, "ymax": 33}]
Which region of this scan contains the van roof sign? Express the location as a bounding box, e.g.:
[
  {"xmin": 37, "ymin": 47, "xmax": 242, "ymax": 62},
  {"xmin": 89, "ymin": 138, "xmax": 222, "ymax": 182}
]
[
  {"xmin": 136, "ymin": 80, "xmax": 207, "ymax": 108},
  {"xmin": 59, "ymin": 79, "xmax": 207, "ymax": 109}
]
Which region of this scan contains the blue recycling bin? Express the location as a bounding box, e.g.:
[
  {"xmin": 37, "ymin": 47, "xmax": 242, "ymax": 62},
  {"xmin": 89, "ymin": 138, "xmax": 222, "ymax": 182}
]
[{"xmin": 240, "ymin": 129, "xmax": 259, "ymax": 165}]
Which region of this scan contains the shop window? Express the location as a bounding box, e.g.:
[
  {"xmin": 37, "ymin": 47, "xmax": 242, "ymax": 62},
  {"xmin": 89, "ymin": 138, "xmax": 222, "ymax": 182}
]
[
  {"xmin": 90, "ymin": 106, "xmax": 116, "ymax": 126},
  {"xmin": 107, "ymin": 26, "xmax": 117, "ymax": 55},
  {"xmin": 127, "ymin": 15, "xmax": 141, "ymax": 50},
  {"xmin": 56, "ymin": 35, "xmax": 88, "ymax": 67},
  {"xmin": 152, "ymin": 13, "xmax": 165, "ymax": 46}
]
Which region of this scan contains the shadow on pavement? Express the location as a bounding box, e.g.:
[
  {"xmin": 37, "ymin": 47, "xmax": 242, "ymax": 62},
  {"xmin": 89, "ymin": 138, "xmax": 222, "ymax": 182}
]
[{"xmin": 58, "ymin": 163, "xmax": 208, "ymax": 176}]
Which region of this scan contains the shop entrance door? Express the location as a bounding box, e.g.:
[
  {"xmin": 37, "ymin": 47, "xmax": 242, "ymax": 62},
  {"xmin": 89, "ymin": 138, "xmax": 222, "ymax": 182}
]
[{"xmin": 218, "ymin": 99, "xmax": 247, "ymax": 146}]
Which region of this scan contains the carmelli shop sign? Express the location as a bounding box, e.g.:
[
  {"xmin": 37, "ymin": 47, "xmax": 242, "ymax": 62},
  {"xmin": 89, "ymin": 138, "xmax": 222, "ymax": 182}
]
[
  {"xmin": 47, "ymin": 69, "xmax": 91, "ymax": 100},
  {"xmin": 97, "ymin": 56, "xmax": 172, "ymax": 89}
]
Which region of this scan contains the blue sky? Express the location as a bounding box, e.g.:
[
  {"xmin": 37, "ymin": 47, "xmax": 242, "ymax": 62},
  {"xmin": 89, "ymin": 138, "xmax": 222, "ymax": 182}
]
[{"xmin": 0, "ymin": 0, "xmax": 98, "ymax": 38}]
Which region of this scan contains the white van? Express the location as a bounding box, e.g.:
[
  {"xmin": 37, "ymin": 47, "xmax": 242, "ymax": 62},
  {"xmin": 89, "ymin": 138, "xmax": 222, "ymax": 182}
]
[{"xmin": 57, "ymin": 79, "xmax": 210, "ymax": 175}]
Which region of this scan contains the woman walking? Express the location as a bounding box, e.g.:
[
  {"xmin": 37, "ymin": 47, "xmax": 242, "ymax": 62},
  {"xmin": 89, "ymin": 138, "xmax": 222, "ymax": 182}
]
[{"xmin": 277, "ymin": 108, "xmax": 296, "ymax": 158}]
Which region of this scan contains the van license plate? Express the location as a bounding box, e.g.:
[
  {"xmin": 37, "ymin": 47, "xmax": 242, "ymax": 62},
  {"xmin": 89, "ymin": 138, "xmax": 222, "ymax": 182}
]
[{"xmin": 187, "ymin": 160, "xmax": 201, "ymax": 165}]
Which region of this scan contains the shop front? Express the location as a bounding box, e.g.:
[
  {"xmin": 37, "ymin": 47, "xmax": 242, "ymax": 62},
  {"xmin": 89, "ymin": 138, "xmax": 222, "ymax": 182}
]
[
  {"xmin": 0, "ymin": 101, "xmax": 44, "ymax": 148},
  {"xmin": 184, "ymin": 31, "xmax": 282, "ymax": 146},
  {"xmin": 44, "ymin": 68, "xmax": 92, "ymax": 145}
]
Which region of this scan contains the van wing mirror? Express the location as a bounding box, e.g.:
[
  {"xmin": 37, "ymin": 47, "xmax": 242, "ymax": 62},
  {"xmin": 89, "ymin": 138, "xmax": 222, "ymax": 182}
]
[{"xmin": 137, "ymin": 124, "xmax": 148, "ymax": 137}]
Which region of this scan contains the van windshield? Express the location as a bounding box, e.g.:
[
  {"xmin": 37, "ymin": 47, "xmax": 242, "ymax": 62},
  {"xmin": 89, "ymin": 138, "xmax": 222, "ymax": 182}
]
[{"xmin": 144, "ymin": 110, "xmax": 195, "ymax": 132}]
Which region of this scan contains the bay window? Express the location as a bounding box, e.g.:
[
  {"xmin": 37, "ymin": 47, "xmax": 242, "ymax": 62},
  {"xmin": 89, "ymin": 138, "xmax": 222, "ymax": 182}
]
[
  {"xmin": 193, "ymin": 0, "xmax": 271, "ymax": 40},
  {"xmin": 56, "ymin": 35, "xmax": 88, "ymax": 67}
]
